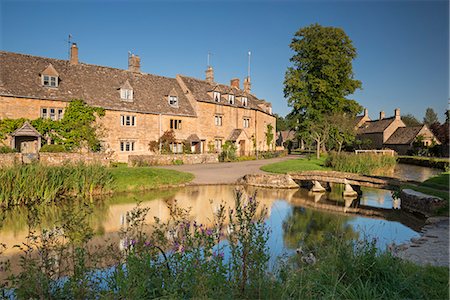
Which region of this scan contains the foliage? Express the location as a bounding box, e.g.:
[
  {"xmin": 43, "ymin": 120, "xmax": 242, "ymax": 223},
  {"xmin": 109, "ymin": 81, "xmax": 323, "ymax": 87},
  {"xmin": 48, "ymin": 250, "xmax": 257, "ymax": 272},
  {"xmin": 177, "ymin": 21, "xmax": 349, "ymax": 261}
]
[
  {"xmin": 39, "ymin": 144, "xmax": 67, "ymax": 153},
  {"xmin": 423, "ymin": 107, "xmax": 439, "ymax": 126},
  {"xmin": 109, "ymin": 167, "xmax": 194, "ymax": 193},
  {"xmin": 0, "ymin": 164, "xmax": 113, "ymax": 208},
  {"xmin": 0, "ymin": 100, "xmax": 105, "ymax": 152},
  {"xmin": 325, "ymin": 152, "xmax": 397, "ymax": 175},
  {"xmin": 326, "ymin": 113, "xmax": 357, "ymax": 153},
  {"xmin": 274, "ymin": 113, "xmax": 289, "ymax": 131},
  {"xmin": 265, "ymin": 123, "xmax": 274, "ymax": 151},
  {"xmin": 148, "ymin": 130, "xmax": 176, "ymax": 154},
  {"xmin": 219, "ymin": 141, "xmax": 237, "ymax": 162},
  {"xmin": 402, "ymin": 113, "xmax": 422, "ymax": 127},
  {"xmin": 284, "ymin": 24, "xmax": 362, "ymax": 158},
  {"xmin": 0, "ymin": 146, "xmax": 16, "ymax": 153}
]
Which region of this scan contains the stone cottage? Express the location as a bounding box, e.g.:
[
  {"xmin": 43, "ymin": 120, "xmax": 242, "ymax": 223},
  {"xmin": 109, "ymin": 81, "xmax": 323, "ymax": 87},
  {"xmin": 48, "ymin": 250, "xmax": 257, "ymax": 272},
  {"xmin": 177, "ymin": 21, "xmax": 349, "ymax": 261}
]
[
  {"xmin": 0, "ymin": 44, "xmax": 275, "ymax": 162},
  {"xmin": 356, "ymin": 108, "xmax": 440, "ymax": 154}
]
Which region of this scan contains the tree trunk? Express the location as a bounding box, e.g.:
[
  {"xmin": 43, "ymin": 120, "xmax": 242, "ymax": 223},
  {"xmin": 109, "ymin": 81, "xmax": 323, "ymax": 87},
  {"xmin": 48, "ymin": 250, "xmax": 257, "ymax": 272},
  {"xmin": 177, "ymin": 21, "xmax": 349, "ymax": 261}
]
[{"xmin": 316, "ymin": 139, "xmax": 320, "ymax": 159}]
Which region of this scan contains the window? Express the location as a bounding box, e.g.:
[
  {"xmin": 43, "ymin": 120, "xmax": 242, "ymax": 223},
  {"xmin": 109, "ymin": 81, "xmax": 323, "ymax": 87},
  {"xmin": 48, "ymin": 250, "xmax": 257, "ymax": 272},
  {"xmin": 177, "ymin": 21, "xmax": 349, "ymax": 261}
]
[
  {"xmin": 169, "ymin": 95, "xmax": 178, "ymax": 107},
  {"xmin": 214, "ymin": 115, "xmax": 222, "ymax": 126},
  {"xmin": 41, "ymin": 108, "xmax": 48, "ymax": 118},
  {"xmin": 243, "ymin": 118, "xmax": 250, "ymax": 128},
  {"xmin": 214, "ymin": 139, "xmax": 222, "ymax": 152},
  {"xmin": 170, "ymin": 142, "xmax": 183, "ymax": 154},
  {"xmin": 170, "ymin": 119, "xmax": 182, "ymax": 130},
  {"xmin": 241, "ymin": 97, "xmax": 248, "ymax": 107},
  {"xmin": 41, "ymin": 107, "xmax": 64, "ymax": 120},
  {"xmin": 213, "ymin": 91, "xmax": 221, "ymax": 102},
  {"xmin": 121, "ymin": 115, "xmax": 136, "ymax": 126},
  {"xmin": 42, "ymin": 75, "xmax": 58, "ymax": 87},
  {"xmin": 120, "ymin": 141, "xmax": 135, "ymax": 152},
  {"xmin": 120, "ymin": 88, "xmax": 133, "ymax": 101},
  {"xmin": 228, "ymin": 94, "xmax": 235, "ymax": 105}
]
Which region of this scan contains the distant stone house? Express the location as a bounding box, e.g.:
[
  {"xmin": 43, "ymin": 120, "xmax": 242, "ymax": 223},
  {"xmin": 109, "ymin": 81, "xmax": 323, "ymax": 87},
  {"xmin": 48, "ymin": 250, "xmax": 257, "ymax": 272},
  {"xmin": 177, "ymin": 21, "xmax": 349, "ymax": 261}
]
[
  {"xmin": 0, "ymin": 44, "xmax": 275, "ymax": 162},
  {"xmin": 356, "ymin": 108, "xmax": 440, "ymax": 154},
  {"xmin": 276, "ymin": 130, "xmax": 299, "ymax": 149}
]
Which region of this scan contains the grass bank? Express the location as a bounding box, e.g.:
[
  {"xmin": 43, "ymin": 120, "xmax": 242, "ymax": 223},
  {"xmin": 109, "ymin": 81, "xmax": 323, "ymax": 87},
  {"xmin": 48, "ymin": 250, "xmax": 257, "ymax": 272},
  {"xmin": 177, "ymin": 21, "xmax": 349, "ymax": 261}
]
[
  {"xmin": 260, "ymin": 155, "xmax": 329, "ymax": 173},
  {"xmin": 398, "ymin": 156, "xmax": 449, "ymax": 170},
  {"xmin": 109, "ymin": 166, "xmax": 194, "ymax": 193}
]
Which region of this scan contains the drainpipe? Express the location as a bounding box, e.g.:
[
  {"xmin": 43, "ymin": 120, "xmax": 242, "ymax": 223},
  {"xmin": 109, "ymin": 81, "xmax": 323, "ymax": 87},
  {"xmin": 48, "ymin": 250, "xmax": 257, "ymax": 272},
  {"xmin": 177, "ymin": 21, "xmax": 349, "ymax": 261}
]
[
  {"xmin": 255, "ymin": 111, "xmax": 258, "ymax": 159},
  {"xmin": 159, "ymin": 114, "xmax": 162, "ymax": 154}
]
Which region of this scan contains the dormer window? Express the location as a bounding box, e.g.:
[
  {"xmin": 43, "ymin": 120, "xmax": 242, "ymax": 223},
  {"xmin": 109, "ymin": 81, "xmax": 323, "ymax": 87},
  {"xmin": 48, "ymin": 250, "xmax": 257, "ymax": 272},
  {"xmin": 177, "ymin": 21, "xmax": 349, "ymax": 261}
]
[
  {"xmin": 169, "ymin": 95, "xmax": 178, "ymax": 106},
  {"xmin": 228, "ymin": 94, "xmax": 235, "ymax": 105},
  {"xmin": 241, "ymin": 97, "xmax": 248, "ymax": 107},
  {"xmin": 41, "ymin": 64, "xmax": 59, "ymax": 88},
  {"xmin": 42, "ymin": 75, "xmax": 58, "ymax": 87},
  {"xmin": 213, "ymin": 91, "xmax": 221, "ymax": 102},
  {"xmin": 121, "ymin": 88, "xmax": 133, "ymax": 101}
]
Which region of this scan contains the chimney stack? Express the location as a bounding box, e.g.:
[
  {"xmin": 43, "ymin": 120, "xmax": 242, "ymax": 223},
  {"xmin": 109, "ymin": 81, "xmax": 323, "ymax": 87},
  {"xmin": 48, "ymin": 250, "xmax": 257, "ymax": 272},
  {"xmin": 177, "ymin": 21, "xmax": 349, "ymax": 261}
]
[
  {"xmin": 128, "ymin": 54, "xmax": 141, "ymax": 73},
  {"xmin": 394, "ymin": 108, "xmax": 400, "ymax": 120},
  {"xmin": 364, "ymin": 108, "xmax": 368, "ymax": 116},
  {"xmin": 379, "ymin": 111, "xmax": 385, "ymax": 120},
  {"xmin": 244, "ymin": 76, "xmax": 251, "ymax": 93},
  {"xmin": 230, "ymin": 78, "xmax": 240, "ymax": 89},
  {"xmin": 205, "ymin": 66, "xmax": 214, "ymax": 83},
  {"xmin": 70, "ymin": 43, "xmax": 78, "ymax": 65}
]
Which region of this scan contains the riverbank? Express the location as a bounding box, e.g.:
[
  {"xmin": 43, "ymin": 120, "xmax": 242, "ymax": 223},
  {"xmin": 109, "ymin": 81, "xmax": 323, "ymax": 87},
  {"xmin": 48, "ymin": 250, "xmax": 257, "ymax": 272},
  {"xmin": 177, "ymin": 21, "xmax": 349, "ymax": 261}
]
[
  {"xmin": 398, "ymin": 156, "xmax": 449, "ymax": 170},
  {"xmin": 391, "ymin": 217, "xmax": 449, "ymax": 267}
]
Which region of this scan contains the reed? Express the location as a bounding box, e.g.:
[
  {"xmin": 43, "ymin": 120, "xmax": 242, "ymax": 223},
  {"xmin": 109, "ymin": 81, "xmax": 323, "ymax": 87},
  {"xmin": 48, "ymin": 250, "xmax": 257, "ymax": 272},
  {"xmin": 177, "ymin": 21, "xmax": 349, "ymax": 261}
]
[
  {"xmin": 0, "ymin": 163, "xmax": 113, "ymax": 208},
  {"xmin": 325, "ymin": 152, "xmax": 397, "ymax": 175}
]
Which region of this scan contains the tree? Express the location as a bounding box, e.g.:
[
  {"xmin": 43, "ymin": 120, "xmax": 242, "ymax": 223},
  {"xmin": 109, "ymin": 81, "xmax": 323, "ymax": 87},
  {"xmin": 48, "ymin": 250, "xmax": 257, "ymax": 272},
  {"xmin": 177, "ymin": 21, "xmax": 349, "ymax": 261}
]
[
  {"xmin": 327, "ymin": 113, "xmax": 357, "ymax": 152},
  {"xmin": 284, "ymin": 24, "xmax": 362, "ymax": 157},
  {"xmin": 402, "ymin": 114, "xmax": 421, "ymax": 127},
  {"xmin": 423, "ymin": 107, "xmax": 439, "ymax": 126},
  {"xmin": 274, "ymin": 114, "xmax": 288, "ymax": 132}
]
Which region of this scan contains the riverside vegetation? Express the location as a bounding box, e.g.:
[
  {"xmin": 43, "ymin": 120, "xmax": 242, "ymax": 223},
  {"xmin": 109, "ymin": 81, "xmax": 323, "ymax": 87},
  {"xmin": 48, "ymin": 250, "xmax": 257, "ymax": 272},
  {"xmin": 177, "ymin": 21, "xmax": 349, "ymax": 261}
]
[{"xmin": 0, "ymin": 192, "xmax": 447, "ymax": 299}]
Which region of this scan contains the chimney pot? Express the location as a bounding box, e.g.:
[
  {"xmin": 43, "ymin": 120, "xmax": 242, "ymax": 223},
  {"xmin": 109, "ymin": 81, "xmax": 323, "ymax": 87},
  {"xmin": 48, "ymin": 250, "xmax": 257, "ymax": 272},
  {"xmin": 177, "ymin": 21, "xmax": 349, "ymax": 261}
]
[
  {"xmin": 364, "ymin": 108, "xmax": 368, "ymax": 116},
  {"xmin": 380, "ymin": 111, "xmax": 385, "ymax": 120},
  {"xmin": 70, "ymin": 43, "xmax": 78, "ymax": 65},
  {"xmin": 230, "ymin": 78, "xmax": 240, "ymax": 89},
  {"xmin": 128, "ymin": 54, "xmax": 141, "ymax": 73}
]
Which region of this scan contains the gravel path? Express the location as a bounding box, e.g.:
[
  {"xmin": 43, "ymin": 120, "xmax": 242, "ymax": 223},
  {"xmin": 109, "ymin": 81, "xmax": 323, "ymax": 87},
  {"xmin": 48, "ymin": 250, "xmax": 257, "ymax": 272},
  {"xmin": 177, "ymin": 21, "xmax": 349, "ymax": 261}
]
[
  {"xmin": 392, "ymin": 217, "xmax": 449, "ymax": 267},
  {"xmin": 158, "ymin": 155, "xmax": 296, "ymax": 184}
]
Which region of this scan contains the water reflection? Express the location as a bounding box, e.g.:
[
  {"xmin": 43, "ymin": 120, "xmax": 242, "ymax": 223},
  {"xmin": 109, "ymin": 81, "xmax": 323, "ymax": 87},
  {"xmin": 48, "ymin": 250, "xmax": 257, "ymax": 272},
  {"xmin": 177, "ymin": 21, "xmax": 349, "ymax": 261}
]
[{"xmin": 393, "ymin": 163, "xmax": 441, "ymax": 182}]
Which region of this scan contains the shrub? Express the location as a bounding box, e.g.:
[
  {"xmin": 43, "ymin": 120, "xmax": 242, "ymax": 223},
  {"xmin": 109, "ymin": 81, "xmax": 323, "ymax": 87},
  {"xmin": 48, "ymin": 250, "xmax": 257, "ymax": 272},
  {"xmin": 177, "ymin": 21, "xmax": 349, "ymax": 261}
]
[
  {"xmin": 39, "ymin": 144, "xmax": 67, "ymax": 153},
  {"xmin": 325, "ymin": 151, "xmax": 396, "ymax": 175},
  {"xmin": 0, "ymin": 146, "xmax": 16, "ymax": 153},
  {"xmin": 219, "ymin": 141, "xmax": 237, "ymax": 162}
]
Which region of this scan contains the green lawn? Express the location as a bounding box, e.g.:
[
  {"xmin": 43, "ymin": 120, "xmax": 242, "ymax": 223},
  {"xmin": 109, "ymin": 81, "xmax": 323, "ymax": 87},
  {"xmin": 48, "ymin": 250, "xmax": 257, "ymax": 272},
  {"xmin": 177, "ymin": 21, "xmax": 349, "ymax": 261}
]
[
  {"xmin": 260, "ymin": 156, "xmax": 330, "ymax": 173},
  {"xmin": 405, "ymin": 172, "xmax": 449, "ymax": 202},
  {"xmin": 109, "ymin": 166, "xmax": 194, "ymax": 193}
]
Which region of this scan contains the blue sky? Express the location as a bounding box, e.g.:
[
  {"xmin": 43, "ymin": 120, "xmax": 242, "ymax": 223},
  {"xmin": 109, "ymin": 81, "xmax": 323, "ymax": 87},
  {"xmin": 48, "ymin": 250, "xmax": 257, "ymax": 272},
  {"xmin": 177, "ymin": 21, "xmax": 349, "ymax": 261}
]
[{"xmin": 1, "ymin": 0, "xmax": 448, "ymax": 122}]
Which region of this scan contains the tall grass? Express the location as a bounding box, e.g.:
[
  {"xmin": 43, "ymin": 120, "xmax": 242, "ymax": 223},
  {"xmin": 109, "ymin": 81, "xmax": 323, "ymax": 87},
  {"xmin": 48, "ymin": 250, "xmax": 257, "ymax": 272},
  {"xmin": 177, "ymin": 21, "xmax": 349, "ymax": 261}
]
[
  {"xmin": 0, "ymin": 164, "xmax": 113, "ymax": 207},
  {"xmin": 325, "ymin": 152, "xmax": 397, "ymax": 175}
]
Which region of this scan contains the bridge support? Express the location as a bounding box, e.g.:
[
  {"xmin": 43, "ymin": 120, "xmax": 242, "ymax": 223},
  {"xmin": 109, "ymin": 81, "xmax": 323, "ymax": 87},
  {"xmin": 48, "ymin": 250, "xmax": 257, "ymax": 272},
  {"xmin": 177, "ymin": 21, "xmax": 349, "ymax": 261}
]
[
  {"xmin": 311, "ymin": 180, "xmax": 326, "ymax": 192},
  {"xmin": 343, "ymin": 179, "xmax": 358, "ymax": 197}
]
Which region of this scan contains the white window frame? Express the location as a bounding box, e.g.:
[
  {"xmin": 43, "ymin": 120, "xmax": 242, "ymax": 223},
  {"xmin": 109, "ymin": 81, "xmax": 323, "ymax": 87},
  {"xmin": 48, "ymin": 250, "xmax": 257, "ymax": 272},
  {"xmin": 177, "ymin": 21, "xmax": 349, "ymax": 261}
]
[
  {"xmin": 241, "ymin": 97, "xmax": 248, "ymax": 107},
  {"xmin": 243, "ymin": 118, "xmax": 250, "ymax": 128},
  {"xmin": 213, "ymin": 91, "xmax": 221, "ymax": 102},
  {"xmin": 170, "ymin": 119, "xmax": 182, "ymax": 130},
  {"xmin": 228, "ymin": 94, "xmax": 235, "ymax": 105},
  {"xmin": 169, "ymin": 95, "xmax": 178, "ymax": 107},
  {"xmin": 214, "ymin": 115, "xmax": 222, "ymax": 126},
  {"xmin": 120, "ymin": 141, "xmax": 135, "ymax": 152},
  {"xmin": 120, "ymin": 88, "xmax": 133, "ymax": 101},
  {"xmin": 42, "ymin": 75, "xmax": 58, "ymax": 87},
  {"xmin": 214, "ymin": 139, "xmax": 222, "ymax": 152},
  {"xmin": 40, "ymin": 108, "xmax": 48, "ymax": 118},
  {"xmin": 121, "ymin": 115, "xmax": 136, "ymax": 126}
]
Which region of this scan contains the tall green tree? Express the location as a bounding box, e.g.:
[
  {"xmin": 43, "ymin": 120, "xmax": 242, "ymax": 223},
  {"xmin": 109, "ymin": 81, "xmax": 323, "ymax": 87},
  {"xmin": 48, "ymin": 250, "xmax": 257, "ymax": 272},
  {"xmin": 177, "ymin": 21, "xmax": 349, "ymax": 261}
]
[
  {"xmin": 423, "ymin": 107, "xmax": 439, "ymax": 126},
  {"xmin": 402, "ymin": 114, "xmax": 421, "ymax": 127},
  {"xmin": 284, "ymin": 24, "xmax": 362, "ymax": 157}
]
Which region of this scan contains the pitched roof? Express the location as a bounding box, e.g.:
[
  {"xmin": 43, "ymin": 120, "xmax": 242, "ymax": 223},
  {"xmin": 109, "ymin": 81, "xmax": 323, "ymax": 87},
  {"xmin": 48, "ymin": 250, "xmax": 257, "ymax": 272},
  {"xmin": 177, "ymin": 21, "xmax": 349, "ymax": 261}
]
[
  {"xmin": 384, "ymin": 126, "xmax": 424, "ymax": 145},
  {"xmin": 0, "ymin": 51, "xmax": 196, "ymax": 117},
  {"xmin": 178, "ymin": 75, "xmax": 272, "ymax": 114},
  {"xmin": 279, "ymin": 130, "xmax": 296, "ymax": 141},
  {"xmin": 228, "ymin": 129, "xmax": 243, "ymax": 142},
  {"xmin": 357, "ymin": 117, "xmax": 396, "ymax": 134},
  {"xmin": 11, "ymin": 122, "xmax": 41, "ymax": 137}
]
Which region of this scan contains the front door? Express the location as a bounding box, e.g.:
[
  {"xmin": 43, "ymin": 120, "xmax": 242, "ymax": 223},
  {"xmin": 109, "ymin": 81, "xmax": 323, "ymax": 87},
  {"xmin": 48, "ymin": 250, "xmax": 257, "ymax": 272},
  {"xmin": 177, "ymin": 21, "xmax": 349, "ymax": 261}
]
[{"xmin": 239, "ymin": 140, "xmax": 245, "ymax": 156}]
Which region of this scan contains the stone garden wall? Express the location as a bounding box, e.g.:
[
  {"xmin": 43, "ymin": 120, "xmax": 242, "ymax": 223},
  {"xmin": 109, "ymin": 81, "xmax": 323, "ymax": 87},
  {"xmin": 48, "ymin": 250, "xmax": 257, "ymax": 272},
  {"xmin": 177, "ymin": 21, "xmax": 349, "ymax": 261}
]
[
  {"xmin": 400, "ymin": 189, "xmax": 446, "ymax": 217},
  {"xmin": 128, "ymin": 154, "xmax": 218, "ymax": 166},
  {"xmin": 0, "ymin": 153, "xmax": 111, "ymax": 167}
]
